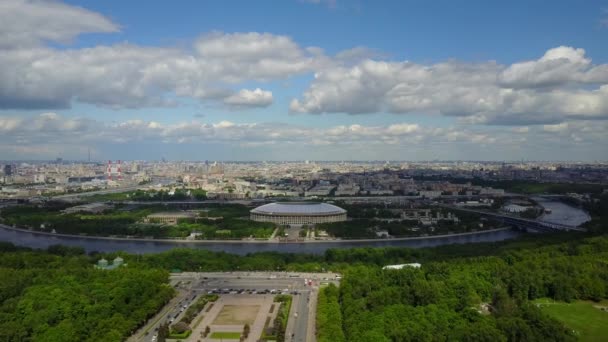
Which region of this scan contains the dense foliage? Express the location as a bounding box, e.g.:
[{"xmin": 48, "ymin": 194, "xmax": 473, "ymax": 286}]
[
  {"xmin": 0, "ymin": 203, "xmax": 274, "ymax": 239},
  {"xmin": 325, "ymin": 235, "xmax": 608, "ymax": 341},
  {"xmin": 85, "ymin": 188, "xmax": 207, "ymax": 202},
  {"xmin": 0, "ymin": 203, "xmax": 162, "ymax": 236},
  {"xmin": 316, "ymin": 284, "xmax": 345, "ymax": 342},
  {"xmin": 582, "ymin": 193, "xmax": 608, "ymax": 233},
  {"xmin": 0, "ymin": 246, "xmax": 174, "ymax": 342},
  {"xmin": 317, "ymin": 216, "xmax": 498, "ymax": 239}
]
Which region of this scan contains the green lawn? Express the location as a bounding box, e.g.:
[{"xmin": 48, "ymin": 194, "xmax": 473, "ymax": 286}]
[
  {"xmin": 533, "ymin": 299, "xmax": 608, "ymax": 341},
  {"xmin": 210, "ymin": 331, "xmax": 242, "ymax": 339}
]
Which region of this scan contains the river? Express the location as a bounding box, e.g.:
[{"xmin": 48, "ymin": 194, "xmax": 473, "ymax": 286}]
[
  {"xmin": 0, "ymin": 226, "xmax": 521, "ymax": 255},
  {"xmin": 533, "ymin": 197, "xmax": 591, "ymax": 226}
]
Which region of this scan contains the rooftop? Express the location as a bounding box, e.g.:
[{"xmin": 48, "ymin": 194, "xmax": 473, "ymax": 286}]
[{"xmin": 251, "ymin": 202, "xmax": 346, "ymax": 216}]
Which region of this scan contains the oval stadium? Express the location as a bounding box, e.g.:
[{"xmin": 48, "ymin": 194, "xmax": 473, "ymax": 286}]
[{"xmin": 250, "ymin": 202, "xmax": 347, "ymax": 225}]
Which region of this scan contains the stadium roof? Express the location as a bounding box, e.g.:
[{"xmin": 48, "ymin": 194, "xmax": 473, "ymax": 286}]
[{"xmin": 251, "ymin": 202, "xmax": 346, "ymax": 216}]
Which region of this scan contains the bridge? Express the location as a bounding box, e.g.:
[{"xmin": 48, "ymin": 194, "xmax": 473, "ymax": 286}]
[{"xmin": 437, "ymin": 205, "xmax": 586, "ymax": 233}]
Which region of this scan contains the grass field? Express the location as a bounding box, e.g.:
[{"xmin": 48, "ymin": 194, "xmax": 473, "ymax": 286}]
[
  {"xmin": 210, "ymin": 331, "xmax": 242, "ymax": 339},
  {"xmin": 213, "ymin": 305, "xmax": 260, "ymax": 325},
  {"xmin": 534, "ymin": 299, "xmax": 608, "ymax": 341}
]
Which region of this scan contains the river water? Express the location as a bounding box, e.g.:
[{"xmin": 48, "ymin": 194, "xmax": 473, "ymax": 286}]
[
  {"xmin": 533, "ymin": 197, "xmax": 591, "ymax": 226},
  {"xmin": 0, "ymin": 226, "xmax": 521, "ymax": 255}
]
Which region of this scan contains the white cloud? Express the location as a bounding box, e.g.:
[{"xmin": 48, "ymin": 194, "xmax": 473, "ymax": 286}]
[
  {"xmin": 0, "ymin": 113, "xmax": 606, "ymax": 160},
  {"xmin": 291, "ymin": 46, "xmax": 608, "ymax": 125},
  {"xmin": 301, "ymin": 0, "xmax": 337, "ymax": 8},
  {"xmin": 0, "ymin": 0, "xmax": 119, "ymax": 48},
  {"xmin": 0, "ymin": 35, "xmax": 320, "ymax": 109},
  {"xmin": 499, "ymin": 46, "xmax": 608, "ymax": 88},
  {"xmin": 511, "ymin": 126, "xmax": 529, "ymax": 133},
  {"xmin": 543, "ymin": 122, "xmax": 569, "ymax": 132},
  {"xmin": 223, "ymin": 88, "xmax": 273, "ymax": 108},
  {"xmin": 0, "ymin": 2, "xmax": 327, "ymax": 110}
]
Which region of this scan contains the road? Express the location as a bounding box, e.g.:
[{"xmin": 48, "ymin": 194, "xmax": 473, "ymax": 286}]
[
  {"xmin": 128, "ymin": 276, "xmax": 199, "ymax": 342},
  {"xmin": 286, "ymin": 289, "xmax": 314, "ymax": 342}
]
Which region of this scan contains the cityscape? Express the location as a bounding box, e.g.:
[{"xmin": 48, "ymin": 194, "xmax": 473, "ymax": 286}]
[{"xmin": 1, "ymin": 1, "xmax": 607, "ymax": 342}]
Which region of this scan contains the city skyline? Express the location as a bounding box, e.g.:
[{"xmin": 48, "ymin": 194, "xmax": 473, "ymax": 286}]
[{"xmin": 1, "ymin": 0, "xmax": 608, "ymax": 161}]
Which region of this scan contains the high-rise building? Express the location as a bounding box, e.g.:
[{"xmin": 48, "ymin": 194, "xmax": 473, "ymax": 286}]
[{"xmin": 3, "ymin": 164, "xmax": 12, "ymax": 176}]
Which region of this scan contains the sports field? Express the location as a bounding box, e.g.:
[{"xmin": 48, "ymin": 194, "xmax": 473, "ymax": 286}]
[
  {"xmin": 534, "ymin": 299, "xmax": 608, "ymax": 341},
  {"xmin": 213, "ymin": 305, "xmax": 260, "ymax": 325},
  {"xmin": 210, "ymin": 331, "xmax": 242, "ymax": 339}
]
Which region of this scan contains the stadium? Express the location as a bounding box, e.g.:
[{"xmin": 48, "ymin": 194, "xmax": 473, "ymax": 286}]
[{"xmin": 250, "ymin": 202, "xmax": 347, "ymax": 225}]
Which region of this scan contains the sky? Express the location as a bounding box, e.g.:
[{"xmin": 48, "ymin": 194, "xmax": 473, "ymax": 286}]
[{"xmin": 1, "ymin": 0, "xmax": 607, "ymax": 162}]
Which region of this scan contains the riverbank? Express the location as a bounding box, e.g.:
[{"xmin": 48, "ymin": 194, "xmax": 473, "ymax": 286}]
[{"xmin": 0, "ymin": 223, "xmax": 512, "ymax": 245}]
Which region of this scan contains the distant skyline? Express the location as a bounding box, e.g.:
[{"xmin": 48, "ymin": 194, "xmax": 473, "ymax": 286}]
[{"xmin": 1, "ymin": 0, "xmax": 607, "ymax": 161}]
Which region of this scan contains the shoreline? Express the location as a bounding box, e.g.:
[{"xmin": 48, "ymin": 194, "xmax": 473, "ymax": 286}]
[{"xmin": 0, "ymin": 223, "xmax": 512, "ymax": 245}]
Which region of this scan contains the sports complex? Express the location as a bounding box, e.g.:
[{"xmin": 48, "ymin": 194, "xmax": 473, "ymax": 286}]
[{"xmin": 249, "ymin": 202, "xmax": 347, "ymax": 225}]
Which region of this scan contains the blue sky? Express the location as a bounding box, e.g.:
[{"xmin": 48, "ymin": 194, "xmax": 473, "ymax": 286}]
[{"xmin": 1, "ymin": 0, "xmax": 607, "ymax": 161}]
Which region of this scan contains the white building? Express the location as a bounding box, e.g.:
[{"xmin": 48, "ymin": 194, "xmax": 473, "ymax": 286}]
[
  {"xmin": 382, "ymin": 263, "xmax": 422, "ymax": 270},
  {"xmin": 503, "ymin": 204, "xmax": 528, "ymax": 213},
  {"xmin": 419, "ymin": 190, "xmax": 442, "ymax": 198},
  {"xmin": 250, "ymin": 202, "xmax": 347, "ymax": 225}
]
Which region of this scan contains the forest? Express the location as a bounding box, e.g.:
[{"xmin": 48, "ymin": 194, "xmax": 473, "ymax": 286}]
[
  {"xmin": 0, "ymin": 202, "xmax": 273, "ymax": 239},
  {"xmin": 315, "ymin": 234, "xmax": 608, "ymax": 341},
  {"xmin": 0, "ymin": 244, "xmax": 174, "ymax": 342}
]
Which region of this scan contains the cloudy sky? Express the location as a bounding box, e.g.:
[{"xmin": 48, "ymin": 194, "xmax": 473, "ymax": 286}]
[{"xmin": 1, "ymin": 0, "xmax": 607, "ymax": 161}]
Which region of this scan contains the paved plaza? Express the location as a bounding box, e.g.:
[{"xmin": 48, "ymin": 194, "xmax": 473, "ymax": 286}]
[{"xmin": 132, "ymin": 271, "xmax": 340, "ymax": 342}]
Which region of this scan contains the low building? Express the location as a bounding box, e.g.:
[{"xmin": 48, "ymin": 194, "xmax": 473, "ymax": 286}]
[
  {"xmin": 95, "ymin": 256, "xmax": 126, "ymax": 270},
  {"xmin": 305, "ymin": 185, "xmax": 336, "ymax": 197},
  {"xmin": 479, "ymin": 187, "xmax": 505, "ymax": 196},
  {"xmin": 62, "ymin": 203, "xmax": 111, "ymax": 214},
  {"xmin": 144, "ymin": 211, "xmax": 197, "ymax": 225},
  {"xmin": 419, "ymin": 190, "xmax": 442, "ymax": 198},
  {"xmin": 207, "ymin": 192, "xmax": 246, "ymax": 200},
  {"xmin": 503, "ymin": 204, "xmax": 528, "ymax": 213},
  {"xmin": 335, "ymin": 184, "xmax": 360, "ymax": 196},
  {"xmin": 366, "ymin": 188, "xmax": 394, "ymax": 196}
]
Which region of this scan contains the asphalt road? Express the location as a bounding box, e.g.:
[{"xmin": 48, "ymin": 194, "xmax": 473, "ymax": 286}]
[{"xmin": 287, "ymin": 290, "xmax": 312, "ymax": 342}]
